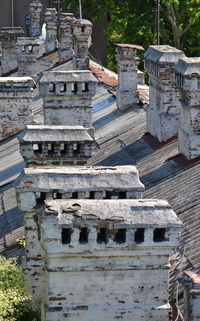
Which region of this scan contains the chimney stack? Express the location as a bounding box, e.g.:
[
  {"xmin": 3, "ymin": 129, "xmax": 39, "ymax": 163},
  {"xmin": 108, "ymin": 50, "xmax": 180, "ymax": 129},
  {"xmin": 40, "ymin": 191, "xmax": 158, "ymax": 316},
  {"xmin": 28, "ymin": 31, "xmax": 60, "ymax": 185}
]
[
  {"xmin": 19, "ymin": 125, "xmax": 93, "ymax": 167},
  {"xmin": 180, "ymin": 271, "xmax": 200, "ymax": 321},
  {"xmin": 174, "ymin": 57, "xmax": 200, "ymax": 159},
  {"xmin": 144, "ymin": 45, "xmax": 185, "ymax": 142},
  {"xmin": 0, "ymin": 27, "xmax": 24, "ymax": 75},
  {"xmin": 58, "ymin": 13, "xmax": 75, "ymax": 63},
  {"xmin": 115, "ymin": 44, "xmax": 144, "ymax": 111},
  {"xmin": 0, "ymin": 77, "xmax": 35, "ymax": 141},
  {"xmin": 15, "ymin": 37, "xmax": 40, "ymax": 82},
  {"xmin": 72, "ymin": 19, "xmax": 93, "ymax": 70},
  {"xmin": 29, "ymin": 0, "xmax": 42, "ymax": 37},
  {"xmin": 44, "ymin": 8, "xmax": 58, "ymax": 55},
  {"xmin": 39, "ymin": 71, "xmax": 97, "ymax": 138}
]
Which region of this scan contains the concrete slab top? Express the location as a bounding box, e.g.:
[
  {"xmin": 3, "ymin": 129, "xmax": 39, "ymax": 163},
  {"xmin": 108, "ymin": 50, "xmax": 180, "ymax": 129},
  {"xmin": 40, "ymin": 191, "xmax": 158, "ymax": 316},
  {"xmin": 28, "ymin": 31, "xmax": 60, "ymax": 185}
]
[{"xmin": 44, "ymin": 199, "xmax": 182, "ymax": 228}]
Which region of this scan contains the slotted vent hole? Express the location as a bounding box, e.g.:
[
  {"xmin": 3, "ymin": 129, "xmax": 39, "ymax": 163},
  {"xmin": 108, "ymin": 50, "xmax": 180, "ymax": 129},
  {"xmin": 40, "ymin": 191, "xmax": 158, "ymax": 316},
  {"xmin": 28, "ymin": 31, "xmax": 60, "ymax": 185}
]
[
  {"xmin": 114, "ymin": 229, "xmax": 126, "ymax": 244},
  {"xmin": 79, "ymin": 227, "xmax": 88, "ymax": 244},
  {"xmin": 153, "ymin": 228, "xmax": 166, "ymax": 242},
  {"xmin": 134, "ymin": 228, "xmax": 144, "ymax": 243},
  {"xmin": 62, "ymin": 228, "xmax": 72, "ymax": 244},
  {"xmin": 97, "ymin": 228, "xmax": 107, "ymax": 244}
]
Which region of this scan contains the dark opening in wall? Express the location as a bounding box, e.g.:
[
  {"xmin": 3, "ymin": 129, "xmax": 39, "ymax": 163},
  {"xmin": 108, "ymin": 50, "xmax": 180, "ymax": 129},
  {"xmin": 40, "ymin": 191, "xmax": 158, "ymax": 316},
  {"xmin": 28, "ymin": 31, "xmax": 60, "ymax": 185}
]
[
  {"xmin": 33, "ymin": 143, "xmax": 42, "ymax": 155},
  {"xmin": 135, "ymin": 228, "xmax": 144, "ymax": 243},
  {"xmin": 81, "ymin": 26, "xmax": 85, "ymax": 33},
  {"xmin": 49, "ymin": 83, "xmax": 55, "ymax": 92},
  {"xmin": 60, "ymin": 143, "xmax": 68, "ymax": 155},
  {"xmin": 36, "ymin": 192, "xmax": 46, "ymax": 206},
  {"xmin": 48, "ymin": 144, "xmax": 54, "ymax": 155},
  {"xmin": 89, "ymin": 191, "xmax": 95, "ymax": 199},
  {"xmin": 56, "ymin": 192, "xmax": 62, "ymax": 199},
  {"xmin": 82, "ymin": 83, "xmax": 88, "ymax": 92},
  {"xmin": 153, "ymin": 228, "xmax": 166, "ymax": 242},
  {"xmin": 73, "ymin": 143, "xmax": 81, "ymax": 156},
  {"xmin": 60, "ymin": 83, "xmax": 66, "ymax": 92},
  {"xmin": 72, "ymin": 82, "xmax": 78, "ymax": 94},
  {"xmin": 119, "ymin": 191, "xmax": 126, "ymax": 199},
  {"xmin": 105, "ymin": 191, "xmax": 111, "ymax": 199},
  {"xmin": 114, "ymin": 229, "xmax": 126, "ymax": 244},
  {"xmin": 79, "ymin": 227, "xmax": 88, "ymax": 244},
  {"xmin": 62, "ymin": 228, "xmax": 72, "ymax": 244},
  {"xmin": 97, "ymin": 228, "xmax": 107, "ymax": 244},
  {"xmin": 71, "ymin": 192, "xmax": 78, "ymax": 199}
]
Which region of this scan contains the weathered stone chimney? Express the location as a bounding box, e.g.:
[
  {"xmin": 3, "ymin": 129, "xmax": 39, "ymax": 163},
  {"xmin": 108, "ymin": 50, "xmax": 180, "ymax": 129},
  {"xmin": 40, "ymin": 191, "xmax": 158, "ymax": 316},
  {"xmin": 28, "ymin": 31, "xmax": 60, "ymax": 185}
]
[
  {"xmin": 72, "ymin": 19, "xmax": 93, "ymax": 70},
  {"xmin": 58, "ymin": 13, "xmax": 75, "ymax": 63},
  {"xmin": 15, "ymin": 165, "xmax": 145, "ymax": 306},
  {"xmin": 115, "ymin": 44, "xmax": 144, "ymax": 111},
  {"xmin": 174, "ymin": 57, "xmax": 200, "ymax": 160},
  {"xmin": 144, "ymin": 45, "xmax": 185, "ymax": 142},
  {"xmin": 44, "ymin": 8, "xmax": 58, "ymax": 55},
  {"xmin": 0, "ymin": 27, "xmax": 24, "ymax": 75},
  {"xmin": 15, "ymin": 37, "xmax": 40, "ymax": 82},
  {"xmin": 39, "ymin": 70, "xmax": 97, "ymax": 137},
  {"xmin": 0, "ymin": 77, "xmax": 35, "ymax": 141},
  {"xmin": 180, "ymin": 271, "xmax": 200, "ymax": 321},
  {"xmin": 29, "ymin": 0, "xmax": 43, "ymax": 37},
  {"xmin": 19, "ymin": 125, "xmax": 93, "ymax": 166},
  {"xmin": 40, "ymin": 198, "xmax": 181, "ymax": 321}
]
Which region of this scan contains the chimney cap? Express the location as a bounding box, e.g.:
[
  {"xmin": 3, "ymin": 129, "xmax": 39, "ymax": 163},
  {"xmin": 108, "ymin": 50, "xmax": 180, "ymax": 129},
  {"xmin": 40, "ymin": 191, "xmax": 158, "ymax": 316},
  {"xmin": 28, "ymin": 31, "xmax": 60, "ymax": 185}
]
[
  {"xmin": 0, "ymin": 27, "xmax": 24, "ymax": 39},
  {"xmin": 19, "ymin": 125, "xmax": 93, "ymax": 143},
  {"xmin": 0, "ymin": 76, "xmax": 35, "ymax": 88},
  {"xmin": 116, "ymin": 43, "xmax": 144, "ymax": 51},
  {"xmin": 16, "ymin": 37, "xmax": 40, "ymax": 46},
  {"xmin": 144, "ymin": 45, "xmax": 185, "ymax": 64},
  {"xmin": 174, "ymin": 57, "xmax": 200, "ymax": 76},
  {"xmin": 40, "ymin": 70, "xmax": 98, "ymax": 84},
  {"xmin": 73, "ymin": 19, "xmax": 93, "ymax": 27}
]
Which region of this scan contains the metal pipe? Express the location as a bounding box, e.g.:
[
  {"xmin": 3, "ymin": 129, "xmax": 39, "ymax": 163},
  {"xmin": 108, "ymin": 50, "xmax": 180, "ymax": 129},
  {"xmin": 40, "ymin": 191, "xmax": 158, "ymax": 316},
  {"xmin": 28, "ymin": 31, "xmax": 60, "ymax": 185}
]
[
  {"xmin": 79, "ymin": 0, "xmax": 82, "ymax": 19},
  {"xmin": 156, "ymin": 0, "xmax": 160, "ymax": 45},
  {"xmin": 11, "ymin": 0, "xmax": 14, "ymax": 27}
]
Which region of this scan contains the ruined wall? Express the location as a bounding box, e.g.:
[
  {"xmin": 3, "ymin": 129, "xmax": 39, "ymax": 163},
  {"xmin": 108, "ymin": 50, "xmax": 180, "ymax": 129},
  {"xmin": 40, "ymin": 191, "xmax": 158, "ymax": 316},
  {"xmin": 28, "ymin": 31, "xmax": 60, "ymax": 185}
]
[{"xmin": 0, "ymin": 77, "xmax": 34, "ymax": 141}]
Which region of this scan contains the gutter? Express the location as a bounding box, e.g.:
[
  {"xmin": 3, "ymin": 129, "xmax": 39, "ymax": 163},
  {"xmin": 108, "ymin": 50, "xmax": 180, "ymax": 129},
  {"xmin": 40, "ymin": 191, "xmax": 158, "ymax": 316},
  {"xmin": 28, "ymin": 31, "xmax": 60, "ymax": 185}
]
[{"xmin": 11, "ymin": 0, "xmax": 14, "ymax": 27}]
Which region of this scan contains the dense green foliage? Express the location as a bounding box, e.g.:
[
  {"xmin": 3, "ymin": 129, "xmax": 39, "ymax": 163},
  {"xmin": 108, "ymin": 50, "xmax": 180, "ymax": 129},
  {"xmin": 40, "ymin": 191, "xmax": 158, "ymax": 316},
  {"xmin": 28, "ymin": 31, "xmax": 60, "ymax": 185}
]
[
  {"xmin": 0, "ymin": 256, "xmax": 39, "ymax": 321},
  {"xmin": 62, "ymin": 0, "xmax": 200, "ymax": 71}
]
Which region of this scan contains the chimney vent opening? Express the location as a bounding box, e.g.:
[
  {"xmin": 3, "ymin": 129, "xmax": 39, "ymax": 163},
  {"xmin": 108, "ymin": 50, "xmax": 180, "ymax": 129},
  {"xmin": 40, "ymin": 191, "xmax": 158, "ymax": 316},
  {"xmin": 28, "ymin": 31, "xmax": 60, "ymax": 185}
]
[
  {"xmin": 153, "ymin": 228, "xmax": 166, "ymax": 242},
  {"xmin": 97, "ymin": 228, "xmax": 107, "ymax": 244},
  {"xmin": 62, "ymin": 228, "xmax": 72, "ymax": 244},
  {"xmin": 114, "ymin": 229, "xmax": 126, "ymax": 244},
  {"xmin": 134, "ymin": 228, "xmax": 144, "ymax": 243},
  {"xmin": 79, "ymin": 227, "xmax": 88, "ymax": 244}
]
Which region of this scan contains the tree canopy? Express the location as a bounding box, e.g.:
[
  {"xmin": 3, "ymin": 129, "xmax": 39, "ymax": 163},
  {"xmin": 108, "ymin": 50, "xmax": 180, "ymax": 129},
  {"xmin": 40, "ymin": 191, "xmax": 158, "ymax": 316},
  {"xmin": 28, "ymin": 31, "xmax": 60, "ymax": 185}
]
[{"xmin": 62, "ymin": 0, "xmax": 200, "ymax": 70}]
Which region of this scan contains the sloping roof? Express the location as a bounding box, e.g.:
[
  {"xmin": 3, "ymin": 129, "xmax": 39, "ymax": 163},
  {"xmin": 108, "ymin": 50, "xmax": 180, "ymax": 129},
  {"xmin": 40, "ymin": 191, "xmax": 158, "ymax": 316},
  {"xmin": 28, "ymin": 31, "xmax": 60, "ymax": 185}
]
[{"xmin": 0, "ymin": 44, "xmax": 199, "ymax": 313}]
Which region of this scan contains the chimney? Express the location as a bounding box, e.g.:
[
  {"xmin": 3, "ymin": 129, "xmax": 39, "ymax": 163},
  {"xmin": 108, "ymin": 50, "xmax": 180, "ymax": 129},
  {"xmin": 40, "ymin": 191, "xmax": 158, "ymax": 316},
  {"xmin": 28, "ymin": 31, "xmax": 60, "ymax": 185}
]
[
  {"xmin": 19, "ymin": 125, "xmax": 93, "ymax": 167},
  {"xmin": 0, "ymin": 77, "xmax": 35, "ymax": 141},
  {"xmin": 174, "ymin": 57, "xmax": 200, "ymax": 160},
  {"xmin": 0, "ymin": 27, "xmax": 24, "ymax": 75},
  {"xmin": 29, "ymin": 0, "xmax": 43, "ymax": 37},
  {"xmin": 115, "ymin": 44, "xmax": 144, "ymax": 111},
  {"xmin": 15, "ymin": 37, "xmax": 40, "ymax": 82},
  {"xmin": 40, "ymin": 198, "xmax": 181, "ymax": 321},
  {"xmin": 44, "ymin": 8, "xmax": 58, "ymax": 55},
  {"xmin": 144, "ymin": 45, "xmax": 185, "ymax": 142},
  {"xmin": 39, "ymin": 70, "xmax": 97, "ymax": 138},
  {"xmin": 180, "ymin": 271, "xmax": 200, "ymax": 321},
  {"xmin": 72, "ymin": 19, "xmax": 93, "ymax": 70},
  {"xmin": 58, "ymin": 13, "xmax": 75, "ymax": 63}
]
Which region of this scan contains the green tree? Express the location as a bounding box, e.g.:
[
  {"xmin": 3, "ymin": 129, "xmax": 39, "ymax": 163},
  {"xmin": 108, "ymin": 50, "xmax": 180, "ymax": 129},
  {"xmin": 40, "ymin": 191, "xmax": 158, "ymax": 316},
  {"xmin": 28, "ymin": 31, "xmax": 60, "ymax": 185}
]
[
  {"xmin": 62, "ymin": 0, "xmax": 200, "ymax": 69},
  {"xmin": 0, "ymin": 256, "xmax": 39, "ymax": 321}
]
